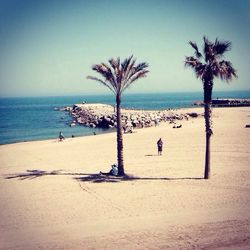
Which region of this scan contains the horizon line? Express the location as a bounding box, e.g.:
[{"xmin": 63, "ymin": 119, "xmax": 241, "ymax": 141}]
[{"xmin": 1, "ymin": 89, "xmax": 250, "ymax": 99}]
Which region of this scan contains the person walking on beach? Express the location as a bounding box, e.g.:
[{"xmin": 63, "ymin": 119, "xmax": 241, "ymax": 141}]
[{"xmin": 157, "ymin": 138, "xmax": 163, "ymax": 156}]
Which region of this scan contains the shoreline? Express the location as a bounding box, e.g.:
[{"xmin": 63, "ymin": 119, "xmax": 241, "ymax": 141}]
[
  {"xmin": 1, "ymin": 105, "xmax": 247, "ymax": 146},
  {"xmin": 1, "ymin": 92, "xmax": 250, "ymax": 145},
  {"xmin": 1, "ymin": 106, "xmax": 204, "ymax": 146}
]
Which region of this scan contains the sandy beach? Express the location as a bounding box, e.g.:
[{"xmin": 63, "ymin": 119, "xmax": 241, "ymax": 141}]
[{"xmin": 0, "ymin": 107, "xmax": 250, "ymax": 249}]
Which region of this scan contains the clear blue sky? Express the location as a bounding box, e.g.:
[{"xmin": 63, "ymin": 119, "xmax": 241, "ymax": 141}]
[{"xmin": 0, "ymin": 0, "xmax": 249, "ymax": 97}]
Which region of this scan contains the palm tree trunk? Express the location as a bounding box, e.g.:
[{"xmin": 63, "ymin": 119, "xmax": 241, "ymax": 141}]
[
  {"xmin": 116, "ymin": 94, "xmax": 125, "ymax": 176},
  {"xmin": 203, "ymin": 82, "xmax": 213, "ymax": 179},
  {"xmin": 204, "ymin": 102, "xmax": 211, "ymax": 179}
]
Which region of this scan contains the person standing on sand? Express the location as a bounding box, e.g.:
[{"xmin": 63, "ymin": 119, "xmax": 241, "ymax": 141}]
[{"xmin": 157, "ymin": 138, "xmax": 163, "ymax": 156}]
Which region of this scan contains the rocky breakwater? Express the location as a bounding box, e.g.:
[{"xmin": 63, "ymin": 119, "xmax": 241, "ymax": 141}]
[
  {"xmin": 194, "ymin": 98, "xmax": 250, "ymax": 107},
  {"xmin": 64, "ymin": 103, "xmax": 200, "ymax": 131}
]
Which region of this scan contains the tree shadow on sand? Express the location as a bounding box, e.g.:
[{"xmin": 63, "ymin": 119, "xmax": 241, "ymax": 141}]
[
  {"xmin": 5, "ymin": 169, "xmax": 203, "ymax": 182},
  {"xmin": 75, "ymin": 174, "xmax": 203, "ymax": 183},
  {"xmin": 5, "ymin": 169, "xmax": 88, "ymax": 180}
]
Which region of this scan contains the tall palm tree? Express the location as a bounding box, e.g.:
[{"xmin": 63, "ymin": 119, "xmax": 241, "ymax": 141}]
[
  {"xmin": 185, "ymin": 37, "xmax": 237, "ymax": 179},
  {"xmin": 87, "ymin": 55, "xmax": 149, "ymax": 176}
]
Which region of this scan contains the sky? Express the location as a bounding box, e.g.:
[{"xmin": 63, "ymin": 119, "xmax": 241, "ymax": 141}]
[{"xmin": 0, "ymin": 0, "xmax": 249, "ymax": 97}]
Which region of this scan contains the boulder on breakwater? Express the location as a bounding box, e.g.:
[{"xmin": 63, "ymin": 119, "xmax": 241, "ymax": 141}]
[{"xmin": 63, "ymin": 103, "xmax": 200, "ymax": 130}]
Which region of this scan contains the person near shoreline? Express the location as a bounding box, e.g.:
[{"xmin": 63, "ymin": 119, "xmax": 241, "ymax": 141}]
[
  {"xmin": 58, "ymin": 131, "xmax": 65, "ymax": 141},
  {"xmin": 157, "ymin": 138, "xmax": 163, "ymax": 156}
]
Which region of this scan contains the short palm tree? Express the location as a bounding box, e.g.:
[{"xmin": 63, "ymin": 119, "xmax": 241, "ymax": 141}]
[
  {"xmin": 185, "ymin": 37, "xmax": 237, "ymax": 179},
  {"xmin": 87, "ymin": 56, "xmax": 149, "ymax": 176}
]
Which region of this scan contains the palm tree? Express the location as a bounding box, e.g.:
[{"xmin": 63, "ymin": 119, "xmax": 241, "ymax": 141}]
[
  {"xmin": 87, "ymin": 56, "xmax": 149, "ymax": 176},
  {"xmin": 185, "ymin": 37, "xmax": 237, "ymax": 179}
]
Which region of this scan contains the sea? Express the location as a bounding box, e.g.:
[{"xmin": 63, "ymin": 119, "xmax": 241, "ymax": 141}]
[{"xmin": 0, "ymin": 91, "xmax": 249, "ymax": 145}]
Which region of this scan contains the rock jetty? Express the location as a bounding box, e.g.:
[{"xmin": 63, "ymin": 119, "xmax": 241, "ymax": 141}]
[
  {"xmin": 194, "ymin": 99, "xmax": 250, "ymax": 107},
  {"xmin": 62, "ymin": 103, "xmax": 200, "ymax": 130}
]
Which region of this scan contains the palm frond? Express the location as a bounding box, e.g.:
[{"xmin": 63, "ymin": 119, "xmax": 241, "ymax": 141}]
[
  {"xmin": 108, "ymin": 57, "xmax": 120, "ymax": 72},
  {"xmin": 88, "ymin": 56, "xmax": 149, "ymax": 95},
  {"xmin": 184, "ymin": 56, "xmax": 201, "ymax": 67},
  {"xmin": 122, "ymin": 70, "xmax": 149, "ymax": 92},
  {"xmin": 130, "ymin": 70, "xmax": 149, "ymax": 83},
  {"xmin": 121, "ymin": 55, "xmax": 134, "ymax": 73},
  {"xmin": 195, "ymin": 64, "xmax": 206, "ymax": 79},
  {"xmin": 108, "ymin": 57, "xmax": 123, "ymax": 92},
  {"xmin": 92, "ymin": 63, "xmax": 110, "ymax": 76},
  {"xmin": 218, "ymin": 60, "xmax": 237, "ymax": 82},
  {"xmin": 203, "ymin": 36, "xmax": 213, "ymax": 63},
  {"xmin": 185, "ymin": 56, "xmax": 206, "ymax": 79},
  {"xmin": 124, "ymin": 61, "xmax": 149, "ymax": 86},
  {"xmin": 123, "ymin": 60, "xmax": 149, "ymax": 92},
  {"xmin": 122, "ymin": 58, "xmax": 136, "ymax": 83},
  {"xmin": 134, "ymin": 62, "xmax": 149, "ymax": 72},
  {"xmin": 213, "ymin": 38, "xmax": 232, "ymax": 56},
  {"xmin": 189, "ymin": 41, "xmax": 202, "ymax": 58},
  {"xmin": 211, "ymin": 61, "xmax": 220, "ymax": 77},
  {"xmin": 92, "ymin": 64, "xmax": 113, "ymax": 84},
  {"xmin": 86, "ymin": 76, "xmax": 116, "ymax": 94},
  {"xmin": 92, "ymin": 62, "xmax": 120, "ymax": 92},
  {"xmin": 100, "ymin": 63, "xmax": 117, "ymax": 89}
]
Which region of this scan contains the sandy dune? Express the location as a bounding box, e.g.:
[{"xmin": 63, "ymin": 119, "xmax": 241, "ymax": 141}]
[{"xmin": 0, "ymin": 107, "xmax": 250, "ymax": 249}]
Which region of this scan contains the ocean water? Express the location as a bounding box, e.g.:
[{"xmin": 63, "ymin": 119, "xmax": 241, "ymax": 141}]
[{"xmin": 0, "ymin": 91, "xmax": 249, "ymax": 145}]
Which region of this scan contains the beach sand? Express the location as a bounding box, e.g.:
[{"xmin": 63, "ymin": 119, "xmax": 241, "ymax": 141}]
[{"xmin": 0, "ymin": 107, "xmax": 250, "ymax": 249}]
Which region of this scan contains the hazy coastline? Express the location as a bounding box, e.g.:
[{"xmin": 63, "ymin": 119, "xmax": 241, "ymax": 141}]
[{"xmin": 1, "ymin": 91, "xmax": 250, "ymax": 145}]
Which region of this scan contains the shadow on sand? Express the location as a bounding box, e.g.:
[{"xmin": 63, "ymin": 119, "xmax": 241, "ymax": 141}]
[
  {"xmin": 5, "ymin": 169, "xmax": 203, "ymax": 182},
  {"xmin": 5, "ymin": 169, "xmax": 88, "ymax": 180},
  {"xmin": 75, "ymin": 174, "xmax": 203, "ymax": 183}
]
